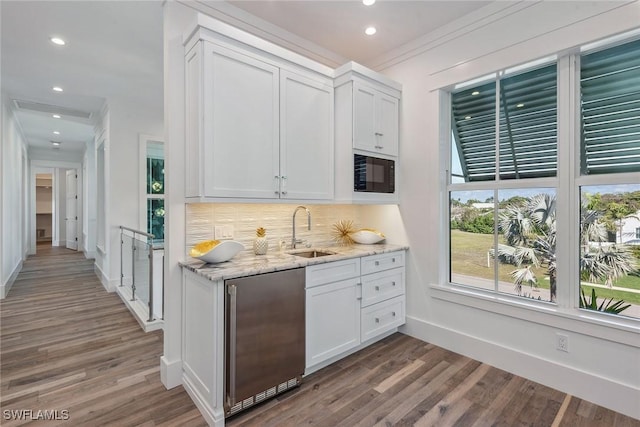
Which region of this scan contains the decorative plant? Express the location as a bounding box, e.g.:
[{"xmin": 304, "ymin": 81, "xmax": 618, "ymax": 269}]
[
  {"xmin": 579, "ymin": 286, "xmax": 631, "ymax": 314},
  {"xmin": 332, "ymin": 220, "xmax": 355, "ymax": 246},
  {"xmin": 256, "ymin": 227, "xmax": 266, "ymax": 238}
]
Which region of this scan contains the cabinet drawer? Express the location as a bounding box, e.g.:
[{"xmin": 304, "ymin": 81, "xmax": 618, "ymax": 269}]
[
  {"xmin": 306, "ymin": 258, "xmax": 360, "ymax": 288},
  {"xmin": 361, "ymin": 296, "xmax": 405, "ymax": 342},
  {"xmin": 361, "ymin": 251, "xmax": 404, "ymax": 275},
  {"xmin": 361, "ymin": 268, "xmax": 404, "ymax": 308}
]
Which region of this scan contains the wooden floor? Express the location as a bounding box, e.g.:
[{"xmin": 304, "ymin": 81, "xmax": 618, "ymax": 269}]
[
  {"xmin": 2, "ymin": 246, "xmax": 638, "ymax": 426},
  {"xmin": 0, "ymin": 246, "xmax": 206, "ymax": 426}
]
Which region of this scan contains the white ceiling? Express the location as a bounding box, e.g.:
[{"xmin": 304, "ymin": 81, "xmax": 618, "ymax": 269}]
[
  {"xmin": 1, "ymin": 1, "xmax": 163, "ymax": 155},
  {"xmin": 1, "ymin": 0, "xmax": 492, "ymax": 157}
]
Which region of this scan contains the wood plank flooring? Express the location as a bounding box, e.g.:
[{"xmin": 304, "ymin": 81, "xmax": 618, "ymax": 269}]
[
  {"xmin": 2, "ymin": 245, "xmax": 638, "ymax": 426},
  {"xmin": 1, "ymin": 246, "xmax": 206, "ymax": 426}
]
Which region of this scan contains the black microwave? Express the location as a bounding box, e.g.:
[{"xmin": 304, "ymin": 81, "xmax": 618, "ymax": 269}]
[{"xmin": 354, "ymin": 154, "xmax": 395, "ymax": 193}]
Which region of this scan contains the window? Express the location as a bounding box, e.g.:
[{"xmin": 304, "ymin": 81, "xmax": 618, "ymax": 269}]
[
  {"xmin": 145, "ymin": 141, "xmax": 164, "ymax": 241},
  {"xmin": 449, "ymin": 61, "xmax": 558, "ymax": 303},
  {"xmin": 446, "ymin": 36, "xmax": 640, "ymax": 320}
]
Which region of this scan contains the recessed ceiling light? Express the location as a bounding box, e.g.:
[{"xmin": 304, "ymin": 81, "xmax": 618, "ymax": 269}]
[
  {"xmin": 53, "ymin": 131, "xmax": 60, "ymax": 135},
  {"xmin": 52, "ymin": 114, "xmax": 61, "ymax": 119},
  {"xmin": 365, "ymin": 26, "xmax": 377, "ymax": 36},
  {"xmin": 465, "ymin": 116, "xmax": 472, "ymax": 120},
  {"xmin": 52, "ymin": 86, "xmax": 63, "ymax": 92},
  {"xmin": 516, "ymin": 103, "xmax": 525, "ymax": 108},
  {"xmin": 51, "ymin": 141, "xmax": 61, "ymax": 146},
  {"xmin": 363, "ymin": 0, "xmax": 376, "ymax": 5},
  {"xmin": 471, "ymin": 91, "xmax": 480, "ymax": 96},
  {"xmin": 50, "ymin": 37, "xmax": 66, "ymax": 46}
]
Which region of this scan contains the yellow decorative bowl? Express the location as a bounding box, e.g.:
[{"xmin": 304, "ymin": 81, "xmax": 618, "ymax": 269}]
[
  {"xmin": 351, "ymin": 229, "xmax": 385, "ymax": 244},
  {"xmin": 189, "ymin": 240, "xmax": 244, "ymax": 263}
]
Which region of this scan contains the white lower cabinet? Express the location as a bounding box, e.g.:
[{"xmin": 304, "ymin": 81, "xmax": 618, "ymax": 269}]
[
  {"xmin": 305, "ymin": 250, "xmax": 406, "ymax": 373},
  {"xmin": 306, "ymin": 277, "xmax": 361, "ymax": 369}
]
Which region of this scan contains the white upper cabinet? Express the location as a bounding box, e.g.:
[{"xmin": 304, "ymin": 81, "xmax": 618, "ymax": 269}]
[
  {"xmin": 353, "ymin": 82, "xmax": 399, "ymax": 157},
  {"xmin": 184, "ymin": 17, "xmax": 334, "ymax": 201},
  {"xmin": 280, "ymin": 71, "xmax": 334, "ymax": 200},
  {"xmin": 204, "ymin": 44, "xmax": 280, "ymax": 199}
]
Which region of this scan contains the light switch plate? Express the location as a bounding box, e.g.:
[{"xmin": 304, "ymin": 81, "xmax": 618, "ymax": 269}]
[{"xmin": 214, "ymin": 225, "xmax": 224, "ymax": 240}]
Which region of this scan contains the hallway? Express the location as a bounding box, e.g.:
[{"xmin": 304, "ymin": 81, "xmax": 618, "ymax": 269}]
[{"xmin": 0, "ymin": 246, "xmax": 206, "ymax": 426}]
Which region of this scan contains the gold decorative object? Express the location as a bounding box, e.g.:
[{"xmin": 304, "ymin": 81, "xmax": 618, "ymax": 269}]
[
  {"xmin": 189, "ymin": 240, "xmax": 221, "ymax": 257},
  {"xmin": 254, "ymin": 227, "xmax": 268, "ymax": 255},
  {"xmin": 332, "ymin": 219, "xmax": 356, "ymax": 246}
]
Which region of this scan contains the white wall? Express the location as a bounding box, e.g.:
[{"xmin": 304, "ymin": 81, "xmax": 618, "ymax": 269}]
[
  {"xmin": 1, "ymin": 96, "xmax": 28, "ymax": 298},
  {"xmin": 376, "ymin": 1, "xmax": 640, "ymax": 419}
]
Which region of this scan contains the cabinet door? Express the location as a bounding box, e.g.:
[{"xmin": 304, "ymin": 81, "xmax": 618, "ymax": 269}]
[
  {"xmin": 353, "ymin": 83, "xmax": 377, "ymax": 152},
  {"xmin": 280, "ymin": 71, "xmax": 334, "ymax": 200},
  {"xmin": 203, "ymin": 44, "xmax": 280, "ymax": 198},
  {"xmin": 306, "ymin": 278, "xmax": 361, "ymax": 370},
  {"xmin": 376, "ymin": 92, "xmax": 399, "ymax": 156}
]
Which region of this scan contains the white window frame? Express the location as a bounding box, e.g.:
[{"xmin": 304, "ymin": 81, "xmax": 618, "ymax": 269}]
[
  {"xmin": 139, "ymin": 134, "xmax": 165, "ymax": 241},
  {"xmin": 438, "ymin": 39, "xmax": 640, "ymax": 335}
]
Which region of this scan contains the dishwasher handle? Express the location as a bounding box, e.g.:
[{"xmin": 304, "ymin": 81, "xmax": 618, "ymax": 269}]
[{"xmin": 227, "ymin": 284, "xmax": 237, "ymax": 405}]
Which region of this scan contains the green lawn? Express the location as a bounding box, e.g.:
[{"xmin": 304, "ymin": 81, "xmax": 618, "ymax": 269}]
[
  {"xmin": 450, "ymin": 229, "xmax": 548, "ymax": 284},
  {"xmin": 451, "ymin": 229, "xmax": 640, "ymax": 305}
]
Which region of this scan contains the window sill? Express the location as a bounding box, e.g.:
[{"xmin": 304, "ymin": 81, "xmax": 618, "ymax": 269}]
[{"xmin": 430, "ymin": 283, "xmax": 640, "ymax": 347}]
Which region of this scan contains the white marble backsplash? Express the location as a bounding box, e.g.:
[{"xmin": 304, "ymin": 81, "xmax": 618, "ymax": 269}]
[{"xmin": 185, "ymin": 203, "xmax": 368, "ymax": 256}]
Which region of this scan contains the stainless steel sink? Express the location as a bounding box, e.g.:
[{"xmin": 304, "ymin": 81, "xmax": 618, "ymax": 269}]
[{"xmin": 289, "ymin": 249, "xmax": 336, "ymax": 258}]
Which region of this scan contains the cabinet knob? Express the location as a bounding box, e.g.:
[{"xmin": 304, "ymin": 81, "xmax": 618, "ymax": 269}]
[
  {"xmin": 392, "ymin": 281, "xmax": 396, "ymax": 286},
  {"xmin": 375, "ymin": 286, "xmax": 380, "ymax": 291},
  {"xmin": 392, "ymin": 311, "xmax": 396, "ymax": 317},
  {"xmin": 375, "ymin": 318, "xmax": 380, "ymax": 323},
  {"xmin": 392, "ymin": 258, "xmax": 396, "ymax": 263},
  {"xmin": 375, "ymin": 261, "xmax": 380, "ymax": 266}
]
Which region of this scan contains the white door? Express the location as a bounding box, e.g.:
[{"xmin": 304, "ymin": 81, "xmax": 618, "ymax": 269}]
[
  {"xmin": 280, "ymin": 70, "xmax": 334, "ymax": 200},
  {"xmin": 305, "ymin": 277, "xmax": 361, "ymax": 370},
  {"xmin": 204, "ymin": 44, "xmax": 280, "ymax": 198},
  {"xmin": 376, "ymin": 93, "xmax": 399, "ymax": 157},
  {"xmin": 353, "ymin": 83, "xmax": 377, "ymax": 152},
  {"xmin": 65, "ymin": 170, "xmax": 78, "ymax": 250}
]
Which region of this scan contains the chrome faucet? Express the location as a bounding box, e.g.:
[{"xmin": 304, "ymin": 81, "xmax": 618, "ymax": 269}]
[{"xmin": 292, "ymin": 206, "xmax": 311, "ymax": 249}]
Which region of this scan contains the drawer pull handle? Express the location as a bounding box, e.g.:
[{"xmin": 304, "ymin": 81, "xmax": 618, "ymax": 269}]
[
  {"xmin": 375, "ymin": 286, "xmax": 380, "ymax": 291},
  {"xmin": 392, "ymin": 311, "xmax": 396, "ymax": 317},
  {"xmin": 392, "ymin": 258, "xmax": 396, "ymax": 263},
  {"xmin": 375, "ymin": 317, "xmax": 380, "ymax": 323},
  {"xmin": 375, "ymin": 261, "xmax": 380, "ymax": 266},
  {"xmin": 392, "ymin": 281, "xmax": 396, "ymax": 286}
]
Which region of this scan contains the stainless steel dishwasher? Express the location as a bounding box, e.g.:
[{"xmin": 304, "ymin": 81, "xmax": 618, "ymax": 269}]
[{"xmin": 224, "ymin": 267, "xmax": 305, "ymax": 417}]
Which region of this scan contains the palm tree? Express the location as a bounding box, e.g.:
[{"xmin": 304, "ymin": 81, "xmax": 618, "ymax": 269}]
[{"xmin": 496, "ymin": 194, "xmax": 637, "ymax": 304}]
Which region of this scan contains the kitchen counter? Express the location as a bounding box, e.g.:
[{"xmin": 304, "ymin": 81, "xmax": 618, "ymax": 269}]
[{"xmin": 180, "ymin": 243, "xmax": 408, "ymax": 282}]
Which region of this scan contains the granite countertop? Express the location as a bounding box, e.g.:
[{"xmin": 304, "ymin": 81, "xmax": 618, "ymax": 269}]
[{"xmin": 180, "ymin": 243, "xmax": 408, "ymax": 282}]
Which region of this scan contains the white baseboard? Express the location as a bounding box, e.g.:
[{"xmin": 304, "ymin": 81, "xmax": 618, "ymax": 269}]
[
  {"xmin": 94, "ymin": 263, "xmax": 116, "ymax": 292},
  {"xmin": 161, "ymin": 356, "xmax": 183, "ymax": 389},
  {"xmin": 401, "ymin": 316, "xmax": 640, "ymax": 420},
  {"xmin": 0, "ymin": 260, "xmax": 22, "ymax": 299},
  {"xmin": 182, "ymin": 375, "xmax": 225, "ymax": 427},
  {"xmin": 115, "ymin": 285, "xmax": 164, "ymax": 332},
  {"xmin": 83, "ymin": 249, "xmax": 96, "ymax": 259}
]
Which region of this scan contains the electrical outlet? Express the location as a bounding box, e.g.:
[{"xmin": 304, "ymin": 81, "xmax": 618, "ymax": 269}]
[
  {"xmin": 223, "ymin": 225, "xmax": 234, "ymax": 239},
  {"xmin": 214, "ymin": 225, "xmax": 224, "ymax": 240},
  {"xmin": 556, "ymin": 333, "xmax": 569, "ymax": 352}
]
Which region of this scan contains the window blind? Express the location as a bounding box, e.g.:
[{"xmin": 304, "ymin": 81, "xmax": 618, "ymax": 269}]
[
  {"xmin": 451, "ymin": 63, "xmax": 557, "ymax": 182},
  {"xmin": 581, "ymin": 38, "xmax": 640, "ymax": 175}
]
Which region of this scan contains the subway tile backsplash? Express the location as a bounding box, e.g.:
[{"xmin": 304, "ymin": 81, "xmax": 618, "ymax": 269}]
[{"xmin": 186, "ymin": 203, "xmax": 367, "ymax": 256}]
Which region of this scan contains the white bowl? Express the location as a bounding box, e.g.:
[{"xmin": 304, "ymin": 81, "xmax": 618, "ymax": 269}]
[
  {"xmin": 351, "ymin": 229, "xmax": 385, "ymax": 244},
  {"xmin": 191, "ymin": 240, "xmax": 244, "ymax": 263}
]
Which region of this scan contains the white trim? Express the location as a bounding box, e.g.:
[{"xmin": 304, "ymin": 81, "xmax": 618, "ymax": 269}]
[
  {"xmin": 115, "ymin": 284, "xmax": 164, "ymax": 333},
  {"xmin": 139, "ymin": 134, "xmax": 165, "ymax": 235},
  {"xmin": 401, "ymin": 318, "xmax": 640, "ymax": 421},
  {"xmin": 160, "ymin": 356, "xmax": 183, "ymax": 389},
  {"xmin": 182, "ymin": 375, "xmax": 225, "ymax": 427},
  {"xmin": 94, "ymin": 263, "xmax": 115, "ymax": 293},
  {"xmin": 0, "ymin": 260, "xmax": 22, "ymax": 299}
]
